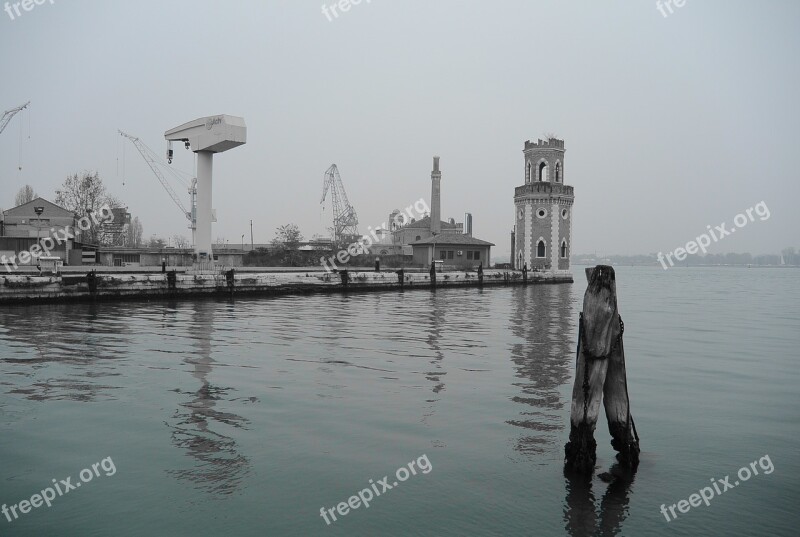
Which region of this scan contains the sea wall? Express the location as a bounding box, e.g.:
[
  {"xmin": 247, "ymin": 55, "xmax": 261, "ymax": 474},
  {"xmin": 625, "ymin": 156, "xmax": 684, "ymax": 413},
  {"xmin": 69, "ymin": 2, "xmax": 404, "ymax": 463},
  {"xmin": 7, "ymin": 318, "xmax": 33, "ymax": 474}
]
[{"xmin": 0, "ymin": 269, "xmax": 573, "ymax": 304}]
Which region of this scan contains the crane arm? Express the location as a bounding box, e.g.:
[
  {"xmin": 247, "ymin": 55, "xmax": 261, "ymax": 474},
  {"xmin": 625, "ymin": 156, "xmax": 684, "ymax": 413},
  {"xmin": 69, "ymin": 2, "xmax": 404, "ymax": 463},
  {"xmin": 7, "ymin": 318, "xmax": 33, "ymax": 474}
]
[
  {"xmin": 119, "ymin": 130, "xmax": 192, "ymax": 221},
  {"xmin": 0, "ymin": 101, "xmax": 30, "ymax": 136}
]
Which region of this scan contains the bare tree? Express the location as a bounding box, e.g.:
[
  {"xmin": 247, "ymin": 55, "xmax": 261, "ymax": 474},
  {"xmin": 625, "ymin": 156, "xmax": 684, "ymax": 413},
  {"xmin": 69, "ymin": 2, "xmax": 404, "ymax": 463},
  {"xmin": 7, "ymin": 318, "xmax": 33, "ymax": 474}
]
[
  {"xmin": 14, "ymin": 185, "xmax": 37, "ymax": 206},
  {"xmin": 172, "ymin": 234, "xmax": 190, "ymax": 248},
  {"xmin": 147, "ymin": 236, "xmax": 167, "ymax": 248},
  {"xmin": 123, "ymin": 217, "xmax": 144, "ymax": 248},
  {"xmin": 273, "ymin": 224, "xmax": 304, "ymax": 265},
  {"xmin": 55, "ymin": 171, "xmax": 124, "ymax": 244}
]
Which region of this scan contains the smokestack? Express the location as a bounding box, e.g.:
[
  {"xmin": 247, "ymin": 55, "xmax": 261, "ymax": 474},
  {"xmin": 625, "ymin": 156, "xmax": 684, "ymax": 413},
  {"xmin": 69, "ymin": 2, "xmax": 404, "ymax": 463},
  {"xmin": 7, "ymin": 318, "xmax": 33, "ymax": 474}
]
[{"xmin": 431, "ymin": 156, "xmax": 441, "ymax": 234}]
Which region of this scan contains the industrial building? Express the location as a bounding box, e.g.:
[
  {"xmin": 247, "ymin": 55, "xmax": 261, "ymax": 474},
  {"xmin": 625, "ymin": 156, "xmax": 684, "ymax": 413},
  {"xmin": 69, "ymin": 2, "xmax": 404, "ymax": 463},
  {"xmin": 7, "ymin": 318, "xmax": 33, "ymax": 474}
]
[{"xmin": 408, "ymin": 157, "xmax": 494, "ymax": 268}]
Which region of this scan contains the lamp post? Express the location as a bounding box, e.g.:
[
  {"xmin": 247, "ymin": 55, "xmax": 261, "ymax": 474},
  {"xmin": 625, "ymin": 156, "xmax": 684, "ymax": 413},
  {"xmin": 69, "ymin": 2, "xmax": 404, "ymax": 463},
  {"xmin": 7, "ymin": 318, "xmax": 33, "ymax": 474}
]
[
  {"xmin": 33, "ymin": 206, "xmax": 44, "ymax": 241},
  {"xmin": 33, "ymin": 206, "xmax": 44, "ymax": 265}
]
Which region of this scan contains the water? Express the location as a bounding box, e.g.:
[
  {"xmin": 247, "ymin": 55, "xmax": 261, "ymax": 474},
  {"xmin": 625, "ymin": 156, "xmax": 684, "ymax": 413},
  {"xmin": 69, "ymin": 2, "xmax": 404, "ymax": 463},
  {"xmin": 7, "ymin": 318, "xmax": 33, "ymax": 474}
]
[{"xmin": 0, "ymin": 266, "xmax": 798, "ymax": 536}]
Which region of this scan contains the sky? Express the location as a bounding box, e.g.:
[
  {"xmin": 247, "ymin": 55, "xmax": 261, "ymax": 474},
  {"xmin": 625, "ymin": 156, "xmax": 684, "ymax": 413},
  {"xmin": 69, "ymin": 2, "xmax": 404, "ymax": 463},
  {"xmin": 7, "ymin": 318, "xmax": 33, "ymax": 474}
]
[{"xmin": 1, "ymin": 0, "xmax": 798, "ymax": 259}]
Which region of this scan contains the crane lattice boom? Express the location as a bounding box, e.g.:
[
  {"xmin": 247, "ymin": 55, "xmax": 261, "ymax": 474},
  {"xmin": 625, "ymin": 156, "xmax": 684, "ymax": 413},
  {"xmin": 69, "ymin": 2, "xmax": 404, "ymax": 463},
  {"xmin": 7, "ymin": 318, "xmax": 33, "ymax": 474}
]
[
  {"xmin": 119, "ymin": 130, "xmax": 195, "ymax": 226},
  {"xmin": 321, "ymin": 164, "xmax": 359, "ymax": 244},
  {"xmin": 0, "ymin": 101, "xmax": 30, "ymax": 136}
]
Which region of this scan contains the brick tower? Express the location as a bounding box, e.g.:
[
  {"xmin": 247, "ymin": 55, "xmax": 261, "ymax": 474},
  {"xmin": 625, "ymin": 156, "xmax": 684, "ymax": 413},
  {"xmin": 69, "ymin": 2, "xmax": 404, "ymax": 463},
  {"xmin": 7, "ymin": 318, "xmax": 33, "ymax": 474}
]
[{"xmin": 513, "ymin": 137, "xmax": 574, "ymax": 272}]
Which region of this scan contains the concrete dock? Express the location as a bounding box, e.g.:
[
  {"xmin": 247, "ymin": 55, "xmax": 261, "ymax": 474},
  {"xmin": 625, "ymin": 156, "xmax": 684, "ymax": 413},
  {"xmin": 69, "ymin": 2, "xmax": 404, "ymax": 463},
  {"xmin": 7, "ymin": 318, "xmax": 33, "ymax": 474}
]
[{"xmin": 0, "ymin": 269, "xmax": 573, "ymax": 304}]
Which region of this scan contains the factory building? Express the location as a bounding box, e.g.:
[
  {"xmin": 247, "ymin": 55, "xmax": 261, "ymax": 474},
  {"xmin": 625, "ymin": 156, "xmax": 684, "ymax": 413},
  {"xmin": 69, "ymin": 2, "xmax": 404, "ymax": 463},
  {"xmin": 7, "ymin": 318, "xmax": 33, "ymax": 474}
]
[{"xmin": 409, "ymin": 157, "xmax": 494, "ymax": 268}]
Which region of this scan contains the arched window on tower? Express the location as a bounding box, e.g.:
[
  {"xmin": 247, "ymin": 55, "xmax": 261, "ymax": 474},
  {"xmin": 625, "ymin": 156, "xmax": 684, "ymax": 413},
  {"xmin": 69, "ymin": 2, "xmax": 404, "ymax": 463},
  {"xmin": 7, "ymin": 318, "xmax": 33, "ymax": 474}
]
[
  {"xmin": 561, "ymin": 240, "xmax": 567, "ymax": 258},
  {"xmin": 537, "ymin": 240, "xmax": 546, "ymax": 258},
  {"xmin": 555, "ymin": 162, "xmax": 561, "ymax": 183},
  {"xmin": 526, "ymin": 162, "xmax": 532, "ymax": 184},
  {"xmin": 538, "ymin": 161, "xmax": 548, "ymax": 182}
]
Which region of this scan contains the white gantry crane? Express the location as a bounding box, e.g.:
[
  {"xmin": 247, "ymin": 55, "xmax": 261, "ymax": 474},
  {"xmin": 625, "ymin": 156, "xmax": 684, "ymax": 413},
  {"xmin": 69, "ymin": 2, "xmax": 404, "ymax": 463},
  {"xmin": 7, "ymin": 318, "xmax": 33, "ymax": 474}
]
[
  {"xmin": 165, "ymin": 115, "xmax": 246, "ymax": 265},
  {"xmin": 119, "ymin": 130, "xmax": 198, "ymax": 246},
  {"xmin": 0, "ymin": 101, "xmax": 29, "ymax": 136},
  {"xmin": 321, "ymin": 164, "xmax": 359, "ymax": 245}
]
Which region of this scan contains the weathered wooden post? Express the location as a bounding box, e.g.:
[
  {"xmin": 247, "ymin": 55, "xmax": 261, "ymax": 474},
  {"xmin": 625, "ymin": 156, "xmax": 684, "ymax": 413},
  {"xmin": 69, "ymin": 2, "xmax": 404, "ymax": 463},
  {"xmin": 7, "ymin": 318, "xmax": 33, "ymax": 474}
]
[
  {"xmin": 429, "ymin": 262, "xmax": 436, "ymax": 288},
  {"xmin": 522, "ymin": 263, "xmax": 528, "ymax": 285},
  {"xmin": 397, "ymin": 268, "xmax": 405, "ymax": 289},
  {"xmin": 477, "ymin": 262, "xmax": 483, "ymax": 286},
  {"xmin": 565, "ymin": 265, "xmax": 639, "ymax": 473}
]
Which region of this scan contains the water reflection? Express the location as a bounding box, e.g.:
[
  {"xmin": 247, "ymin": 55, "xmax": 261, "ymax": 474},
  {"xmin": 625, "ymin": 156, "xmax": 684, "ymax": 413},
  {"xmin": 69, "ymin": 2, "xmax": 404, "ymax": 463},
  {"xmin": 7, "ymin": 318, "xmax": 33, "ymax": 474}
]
[
  {"xmin": 563, "ymin": 465, "xmax": 636, "ymax": 537},
  {"xmin": 507, "ymin": 284, "xmax": 576, "ymax": 454},
  {"xmin": 165, "ymin": 300, "xmax": 252, "ymax": 495},
  {"xmin": 0, "ymin": 302, "xmax": 129, "ymax": 401}
]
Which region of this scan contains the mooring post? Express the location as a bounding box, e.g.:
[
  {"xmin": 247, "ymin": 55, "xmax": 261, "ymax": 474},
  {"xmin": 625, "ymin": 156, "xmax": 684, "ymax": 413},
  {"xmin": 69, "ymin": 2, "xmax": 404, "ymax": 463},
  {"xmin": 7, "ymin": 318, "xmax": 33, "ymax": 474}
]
[
  {"xmin": 565, "ymin": 265, "xmax": 639, "ymax": 473},
  {"xmin": 86, "ymin": 270, "xmax": 97, "ymax": 294},
  {"xmin": 226, "ymin": 268, "xmax": 235, "ymax": 294},
  {"xmin": 522, "ymin": 263, "xmax": 528, "ymax": 285},
  {"xmin": 397, "ymin": 268, "xmax": 405, "ymax": 288},
  {"xmin": 429, "ymin": 263, "xmax": 436, "ymax": 288},
  {"xmin": 477, "ymin": 262, "xmax": 483, "ymax": 286},
  {"xmin": 340, "ymin": 269, "xmax": 349, "ymax": 288}
]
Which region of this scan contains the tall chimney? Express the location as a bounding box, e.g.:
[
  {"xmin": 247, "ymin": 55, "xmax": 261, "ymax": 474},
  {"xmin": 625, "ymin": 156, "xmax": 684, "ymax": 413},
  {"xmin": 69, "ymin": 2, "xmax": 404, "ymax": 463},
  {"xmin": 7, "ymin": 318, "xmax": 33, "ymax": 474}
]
[{"xmin": 431, "ymin": 156, "xmax": 441, "ymax": 234}]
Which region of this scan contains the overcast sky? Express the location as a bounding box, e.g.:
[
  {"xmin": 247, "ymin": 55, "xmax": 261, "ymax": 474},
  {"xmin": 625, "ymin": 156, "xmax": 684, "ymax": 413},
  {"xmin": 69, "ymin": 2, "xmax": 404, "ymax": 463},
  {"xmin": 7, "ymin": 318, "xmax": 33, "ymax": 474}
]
[{"xmin": 1, "ymin": 0, "xmax": 798, "ymax": 258}]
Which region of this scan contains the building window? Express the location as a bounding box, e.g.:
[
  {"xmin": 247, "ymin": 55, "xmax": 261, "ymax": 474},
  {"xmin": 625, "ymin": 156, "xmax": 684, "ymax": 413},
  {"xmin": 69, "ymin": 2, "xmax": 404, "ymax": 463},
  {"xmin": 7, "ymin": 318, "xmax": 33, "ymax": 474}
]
[
  {"xmin": 112, "ymin": 254, "xmax": 140, "ymax": 264},
  {"xmin": 474, "ymin": 251, "xmax": 480, "ymax": 260},
  {"xmin": 447, "ymin": 250, "xmax": 454, "ymax": 259},
  {"xmin": 561, "ymin": 240, "xmax": 567, "ymax": 258},
  {"xmin": 416, "ymin": 235, "xmax": 421, "ymax": 241},
  {"xmin": 467, "ymin": 251, "xmax": 473, "ymax": 260},
  {"xmin": 440, "ymin": 250, "xmax": 447, "ymax": 260},
  {"xmin": 555, "ymin": 161, "xmax": 561, "ymax": 183},
  {"xmin": 537, "ymin": 240, "xmax": 546, "ymax": 258},
  {"xmin": 538, "ymin": 161, "xmax": 548, "ymax": 182},
  {"xmin": 561, "ymin": 208, "xmax": 569, "ymax": 219},
  {"xmin": 537, "ymin": 208, "xmax": 547, "ymax": 219}
]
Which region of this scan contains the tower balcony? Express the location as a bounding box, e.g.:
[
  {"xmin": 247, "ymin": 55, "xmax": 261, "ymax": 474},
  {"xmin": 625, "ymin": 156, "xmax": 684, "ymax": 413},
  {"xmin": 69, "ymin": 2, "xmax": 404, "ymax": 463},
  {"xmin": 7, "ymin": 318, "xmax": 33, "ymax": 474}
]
[{"xmin": 515, "ymin": 182, "xmax": 574, "ymax": 199}]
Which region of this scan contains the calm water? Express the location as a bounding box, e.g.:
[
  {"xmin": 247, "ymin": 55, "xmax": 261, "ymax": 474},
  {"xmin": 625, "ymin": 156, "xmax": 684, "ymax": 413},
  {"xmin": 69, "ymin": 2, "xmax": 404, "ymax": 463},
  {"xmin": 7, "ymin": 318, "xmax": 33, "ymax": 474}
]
[{"xmin": 0, "ymin": 267, "xmax": 798, "ymax": 536}]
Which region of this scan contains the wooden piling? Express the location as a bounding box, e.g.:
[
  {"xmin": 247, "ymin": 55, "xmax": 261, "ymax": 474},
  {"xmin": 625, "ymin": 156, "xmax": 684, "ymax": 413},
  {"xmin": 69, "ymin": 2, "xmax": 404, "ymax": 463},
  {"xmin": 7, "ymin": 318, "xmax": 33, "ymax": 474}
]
[{"xmin": 565, "ymin": 265, "xmax": 639, "ymax": 473}]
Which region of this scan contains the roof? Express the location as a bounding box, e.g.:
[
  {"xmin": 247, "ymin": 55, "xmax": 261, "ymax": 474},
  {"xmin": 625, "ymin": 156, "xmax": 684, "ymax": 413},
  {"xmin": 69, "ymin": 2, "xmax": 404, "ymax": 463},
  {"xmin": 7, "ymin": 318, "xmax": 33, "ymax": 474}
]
[
  {"xmin": 410, "ymin": 233, "xmax": 495, "ymax": 246},
  {"xmin": 400, "ymin": 216, "xmax": 461, "ymax": 230},
  {"xmin": 3, "ymin": 197, "xmax": 75, "ymax": 218}
]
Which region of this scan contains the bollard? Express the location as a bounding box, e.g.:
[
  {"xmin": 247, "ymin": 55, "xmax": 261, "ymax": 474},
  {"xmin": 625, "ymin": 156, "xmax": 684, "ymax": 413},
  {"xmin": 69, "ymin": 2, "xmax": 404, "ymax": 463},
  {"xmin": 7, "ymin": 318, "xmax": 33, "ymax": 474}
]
[
  {"xmin": 86, "ymin": 270, "xmax": 97, "ymax": 293},
  {"xmin": 226, "ymin": 269, "xmax": 235, "ymax": 293}
]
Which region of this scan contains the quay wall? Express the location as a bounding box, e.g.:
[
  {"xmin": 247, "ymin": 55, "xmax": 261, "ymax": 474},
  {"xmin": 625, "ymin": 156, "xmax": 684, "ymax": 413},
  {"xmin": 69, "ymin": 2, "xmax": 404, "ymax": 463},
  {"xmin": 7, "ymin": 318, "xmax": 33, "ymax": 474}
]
[{"xmin": 0, "ymin": 270, "xmax": 573, "ymax": 304}]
